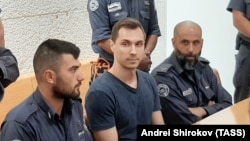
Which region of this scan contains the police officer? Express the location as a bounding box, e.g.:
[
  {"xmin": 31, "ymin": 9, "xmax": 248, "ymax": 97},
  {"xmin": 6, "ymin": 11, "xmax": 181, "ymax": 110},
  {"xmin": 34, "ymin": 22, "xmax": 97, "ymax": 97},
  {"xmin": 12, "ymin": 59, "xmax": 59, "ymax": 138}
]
[
  {"xmin": 227, "ymin": 0, "xmax": 250, "ymax": 103},
  {"xmin": 0, "ymin": 9, "xmax": 19, "ymax": 101},
  {"xmin": 151, "ymin": 21, "xmax": 232, "ymax": 125},
  {"xmin": 0, "ymin": 39, "xmax": 93, "ymax": 141},
  {"xmin": 87, "ymin": 0, "xmax": 160, "ymax": 73}
]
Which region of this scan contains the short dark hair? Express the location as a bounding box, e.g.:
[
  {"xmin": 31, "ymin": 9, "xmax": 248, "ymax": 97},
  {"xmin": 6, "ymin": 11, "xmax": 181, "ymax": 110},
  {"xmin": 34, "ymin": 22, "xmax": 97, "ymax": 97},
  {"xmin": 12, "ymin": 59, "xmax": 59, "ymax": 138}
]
[
  {"xmin": 111, "ymin": 17, "xmax": 146, "ymax": 42},
  {"xmin": 33, "ymin": 39, "xmax": 80, "ymax": 80}
]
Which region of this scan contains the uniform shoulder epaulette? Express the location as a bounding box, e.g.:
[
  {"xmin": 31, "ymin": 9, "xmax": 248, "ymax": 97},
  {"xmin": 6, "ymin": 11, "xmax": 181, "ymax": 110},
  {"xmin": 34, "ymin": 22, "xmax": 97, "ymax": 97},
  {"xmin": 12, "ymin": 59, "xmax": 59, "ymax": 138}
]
[
  {"xmin": 5, "ymin": 101, "xmax": 38, "ymax": 123},
  {"xmin": 157, "ymin": 63, "xmax": 173, "ymax": 73},
  {"xmin": 199, "ymin": 57, "xmax": 210, "ymax": 64}
]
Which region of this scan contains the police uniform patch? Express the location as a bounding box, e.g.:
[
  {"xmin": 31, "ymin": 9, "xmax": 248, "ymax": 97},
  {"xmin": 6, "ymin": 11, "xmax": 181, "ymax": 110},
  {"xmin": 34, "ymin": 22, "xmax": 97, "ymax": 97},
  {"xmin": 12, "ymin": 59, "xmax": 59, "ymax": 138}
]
[
  {"xmin": 182, "ymin": 88, "xmax": 192, "ymax": 96},
  {"xmin": 157, "ymin": 84, "xmax": 169, "ymax": 97},
  {"xmin": 89, "ymin": 0, "xmax": 99, "ymax": 11},
  {"xmin": 108, "ymin": 2, "xmax": 122, "ymax": 12}
]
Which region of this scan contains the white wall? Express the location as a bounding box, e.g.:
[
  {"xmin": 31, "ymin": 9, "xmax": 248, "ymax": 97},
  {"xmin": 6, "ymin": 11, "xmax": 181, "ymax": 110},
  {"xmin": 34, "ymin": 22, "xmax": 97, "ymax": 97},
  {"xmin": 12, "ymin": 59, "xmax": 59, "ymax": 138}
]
[
  {"xmin": 166, "ymin": 0, "xmax": 237, "ymax": 95},
  {"xmin": 150, "ymin": 0, "xmax": 167, "ymax": 71}
]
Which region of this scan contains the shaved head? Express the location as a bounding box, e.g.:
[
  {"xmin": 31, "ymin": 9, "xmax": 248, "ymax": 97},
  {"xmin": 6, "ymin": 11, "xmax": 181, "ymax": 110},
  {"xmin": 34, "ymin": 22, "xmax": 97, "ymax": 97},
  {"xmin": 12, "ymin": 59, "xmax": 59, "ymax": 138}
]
[
  {"xmin": 173, "ymin": 20, "xmax": 202, "ymax": 37},
  {"xmin": 172, "ymin": 20, "xmax": 203, "ymax": 71}
]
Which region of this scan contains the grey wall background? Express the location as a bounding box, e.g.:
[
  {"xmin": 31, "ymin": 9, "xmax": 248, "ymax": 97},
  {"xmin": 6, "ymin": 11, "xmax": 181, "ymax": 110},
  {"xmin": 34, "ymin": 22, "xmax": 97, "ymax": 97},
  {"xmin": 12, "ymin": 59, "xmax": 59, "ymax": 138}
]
[{"xmin": 0, "ymin": 0, "xmax": 97, "ymax": 74}]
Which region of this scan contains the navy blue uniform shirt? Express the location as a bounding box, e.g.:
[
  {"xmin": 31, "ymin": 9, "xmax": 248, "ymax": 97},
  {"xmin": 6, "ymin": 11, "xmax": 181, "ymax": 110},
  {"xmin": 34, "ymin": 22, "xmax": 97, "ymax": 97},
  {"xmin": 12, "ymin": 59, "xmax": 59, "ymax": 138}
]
[
  {"xmin": 227, "ymin": 0, "xmax": 250, "ymax": 103},
  {"xmin": 0, "ymin": 89, "xmax": 93, "ymax": 141},
  {"xmin": 0, "ymin": 47, "xmax": 19, "ymax": 101},
  {"xmin": 151, "ymin": 53, "xmax": 232, "ymax": 125},
  {"xmin": 87, "ymin": 0, "xmax": 161, "ymax": 63}
]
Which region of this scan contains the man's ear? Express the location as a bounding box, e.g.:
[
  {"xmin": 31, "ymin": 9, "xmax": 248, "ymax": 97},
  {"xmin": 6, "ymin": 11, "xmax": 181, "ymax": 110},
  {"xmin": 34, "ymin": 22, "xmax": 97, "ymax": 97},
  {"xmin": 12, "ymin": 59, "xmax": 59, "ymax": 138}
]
[
  {"xmin": 171, "ymin": 38, "xmax": 176, "ymax": 49},
  {"xmin": 44, "ymin": 70, "xmax": 55, "ymax": 84},
  {"xmin": 201, "ymin": 38, "xmax": 204, "ymax": 49},
  {"xmin": 110, "ymin": 40, "xmax": 114, "ymax": 52}
]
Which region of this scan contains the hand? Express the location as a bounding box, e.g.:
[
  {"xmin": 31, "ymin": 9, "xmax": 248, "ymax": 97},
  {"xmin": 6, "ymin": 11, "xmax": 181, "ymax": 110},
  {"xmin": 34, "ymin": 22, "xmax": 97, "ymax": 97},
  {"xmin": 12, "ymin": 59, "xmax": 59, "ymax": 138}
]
[
  {"xmin": 189, "ymin": 107, "xmax": 207, "ymax": 118},
  {"xmin": 188, "ymin": 101, "xmax": 216, "ymax": 119},
  {"xmin": 137, "ymin": 53, "xmax": 152, "ymax": 72},
  {"xmin": 208, "ymin": 100, "xmax": 215, "ymax": 106}
]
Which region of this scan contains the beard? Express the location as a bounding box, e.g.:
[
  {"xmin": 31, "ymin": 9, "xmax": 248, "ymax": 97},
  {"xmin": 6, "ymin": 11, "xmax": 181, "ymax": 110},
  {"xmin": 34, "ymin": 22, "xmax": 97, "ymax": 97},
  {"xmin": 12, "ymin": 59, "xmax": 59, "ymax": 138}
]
[
  {"xmin": 175, "ymin": 49, "xmax": 200, "ymax": 71},
  {"xmin": 52, "ymin": 77, "xmax": 81, "ymax": 99}
]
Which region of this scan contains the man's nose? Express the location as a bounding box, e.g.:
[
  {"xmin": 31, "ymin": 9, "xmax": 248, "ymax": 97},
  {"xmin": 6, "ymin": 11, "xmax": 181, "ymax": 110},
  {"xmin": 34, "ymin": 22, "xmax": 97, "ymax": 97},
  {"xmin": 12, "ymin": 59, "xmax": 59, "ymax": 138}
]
[
  {"xmin": 187, "ymin": 44, "xmax": 194, "ymax": 52},
  {"xmin": 130, "ymin": 45, "xmax": 137, "ymax": 54},
  {"xmin": 78, "ymin": 71, "xmax": 85, "ymax": 82}
]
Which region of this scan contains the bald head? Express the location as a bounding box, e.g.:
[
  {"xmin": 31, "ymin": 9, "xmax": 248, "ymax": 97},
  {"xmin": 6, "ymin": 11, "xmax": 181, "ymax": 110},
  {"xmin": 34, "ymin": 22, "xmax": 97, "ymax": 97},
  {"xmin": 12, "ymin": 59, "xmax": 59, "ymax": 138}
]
[
  {"xmin": 171, "ymin": 20, "xmax": 203, "ymax": 71},
  {"xmin": 173, "ymin": 20, "xmax": 202, "ymax": 37}
]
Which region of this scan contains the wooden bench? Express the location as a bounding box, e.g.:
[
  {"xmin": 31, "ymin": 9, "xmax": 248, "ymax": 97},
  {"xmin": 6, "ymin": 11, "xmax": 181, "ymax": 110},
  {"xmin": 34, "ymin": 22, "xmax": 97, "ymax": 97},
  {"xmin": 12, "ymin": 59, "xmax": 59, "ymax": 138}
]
[{"xmin": 0, "ymin": 60, "xmax": 93, "ymax": 125}]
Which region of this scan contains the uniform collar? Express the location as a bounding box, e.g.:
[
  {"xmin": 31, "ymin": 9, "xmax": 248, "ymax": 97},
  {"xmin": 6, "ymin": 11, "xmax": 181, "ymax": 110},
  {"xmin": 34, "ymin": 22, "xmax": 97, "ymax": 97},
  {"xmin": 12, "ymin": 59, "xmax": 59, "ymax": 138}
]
[
  {"xmin": 33, "ymin": 89, "xmax": 74, "ymax": 122},
  {"xmin": 169, "ymin": 52, "xmax": 205, "ymax": 75},
  {"xmin": 169, "ymin": 52, "xmax": 184, "ymax": 74}
]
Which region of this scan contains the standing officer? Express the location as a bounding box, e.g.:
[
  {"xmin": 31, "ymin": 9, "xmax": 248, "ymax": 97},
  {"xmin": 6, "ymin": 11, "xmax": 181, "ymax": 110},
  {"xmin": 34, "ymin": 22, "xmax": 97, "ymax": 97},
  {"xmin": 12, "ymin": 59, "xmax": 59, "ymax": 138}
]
[
  {"xmin": 0, "ymin": 9, "xmax": 19, "ymax": 101},
  {"xmin": 227, "ymin": 0, "xmax": 250, "ymax": 103},
  {"xmin": 87, "ymin": 0, "xmax": 161, "ymax": 79}
]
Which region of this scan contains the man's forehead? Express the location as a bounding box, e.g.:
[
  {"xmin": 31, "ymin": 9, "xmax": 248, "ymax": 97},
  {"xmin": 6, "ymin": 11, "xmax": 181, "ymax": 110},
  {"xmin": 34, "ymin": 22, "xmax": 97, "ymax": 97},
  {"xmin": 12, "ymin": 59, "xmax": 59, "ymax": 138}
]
[
  {"xmin": 117, "ymin": 32, "xmax": 144, "ymax": 42},
  {"xmin": 176, "ymin": 30, "xmax": 202, "ymax": 39},
  {"xmin": 118, "ymin": 38, "xmax": 145, "ymax": 43}
]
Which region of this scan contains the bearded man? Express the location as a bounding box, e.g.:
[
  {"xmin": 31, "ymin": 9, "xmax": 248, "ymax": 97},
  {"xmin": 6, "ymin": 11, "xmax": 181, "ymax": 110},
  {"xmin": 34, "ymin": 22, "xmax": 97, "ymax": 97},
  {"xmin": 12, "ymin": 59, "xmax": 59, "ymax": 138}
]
[{"xmin": 151, "ymin": 20, "xmax": 232, "ymax": 125}]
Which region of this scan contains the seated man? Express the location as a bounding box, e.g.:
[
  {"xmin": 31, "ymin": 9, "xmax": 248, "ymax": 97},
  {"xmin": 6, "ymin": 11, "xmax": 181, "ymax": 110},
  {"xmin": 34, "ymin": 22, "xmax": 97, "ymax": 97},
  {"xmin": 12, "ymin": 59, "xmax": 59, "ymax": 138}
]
[
  {"xmin": 85, "ymin": 18, "xmax": 164, "ymax": 141},
  {"xmin": 151, "ymin": 20, "xmax": 232, "ymax": 125},
  {"xmin": 0, "ymin": 15, "xmax": 19, "ymax": 101},
  {"xmin": 1, "ymin": 39, "xmax": 93, "ymax": 141}
]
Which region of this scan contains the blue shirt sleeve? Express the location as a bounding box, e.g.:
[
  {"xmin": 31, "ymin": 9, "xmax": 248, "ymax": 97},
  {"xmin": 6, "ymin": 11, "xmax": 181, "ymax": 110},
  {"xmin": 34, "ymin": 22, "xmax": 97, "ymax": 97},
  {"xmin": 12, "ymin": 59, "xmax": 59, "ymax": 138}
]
[
  {"xmin": 227, "ymin": 0, "xmax": 246, "ymax": 13},
  {"xmin": 85, "ymin": 89, "xmax": 116, "ymax": 131},
  {"xmin": 149, "ymin": 75, "xmax": 162, "ymax": 112},
  {"xmin": 1, "ymin": 121, "xmax": 35, "ymax": 141},
  {"xmin": 155, "ymin": 73, "xmax": 200, "ymax": 125},
  {"xmin": 0, "ymin": 48, "xmax": 19, "ymax": 87},
  {"xmin": 153, "ymin": 62, "xmax": 232, "ymax": 125},
  {"xmin": 148, "ymin": 0, "xmax": 161, "ymax": 36},
  {"xmin": 202, "ymin": 67, "xmax": 232, "ymax": 115},
  {"xmin": 87, "ymin": 0, "xmax": 111, "ymax": 43}
]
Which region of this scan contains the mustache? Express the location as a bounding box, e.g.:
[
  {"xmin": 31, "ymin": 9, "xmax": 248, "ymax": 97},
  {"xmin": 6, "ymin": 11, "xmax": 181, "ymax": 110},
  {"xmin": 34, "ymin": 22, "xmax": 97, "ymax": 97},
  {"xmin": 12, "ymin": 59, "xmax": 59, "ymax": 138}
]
[
  {"xmin": 75, "ymin": 82, "xmax": 82, "ymax": 87},
  {"xmin": 184, "ymin": 53, "xmax": 197, "ymax": 58},
  {"xmin": 178, "ymin": 53, "xmax": 196, "ymax": 60}
]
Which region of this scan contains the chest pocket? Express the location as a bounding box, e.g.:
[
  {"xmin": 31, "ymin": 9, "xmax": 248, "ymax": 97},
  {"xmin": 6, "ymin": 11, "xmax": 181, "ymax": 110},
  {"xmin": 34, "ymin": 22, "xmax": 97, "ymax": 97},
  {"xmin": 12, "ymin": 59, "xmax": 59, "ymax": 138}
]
[
  {"xmin": 181, "ymin": 88, "xmax": 197, "ymax": 106},
  {"xmin": 109, "ymin": 11, "xmax": 128, "ymax": 25},
  {"xmin": 245, "ymin": 0, "xmax": 250, "ymax": 19},
  {"xmin": 139, "ymin": 11, "xmax": 150, "ymax": 34}
]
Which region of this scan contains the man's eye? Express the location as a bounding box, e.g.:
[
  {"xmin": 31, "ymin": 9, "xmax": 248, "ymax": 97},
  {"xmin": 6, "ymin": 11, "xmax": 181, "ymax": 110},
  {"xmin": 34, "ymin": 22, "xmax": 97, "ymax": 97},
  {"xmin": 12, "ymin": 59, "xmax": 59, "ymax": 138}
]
[
  {"xmin": 136, "ymin": 42, "xmax": 143, "ymax": 47},
  {"xmin": 182, "ymin": 40, "xmax": 189, "ymax": 45},
  {"xmin": 193, "ymin": 41, "xmax": 200, "ymax": 45},
  {"xmin": 71, "ymin": 67, "xmax": 77, "ymax": 72},
  {"xmin": 122, "ymin": 42, "xmax": 129, "ymax": 46}
]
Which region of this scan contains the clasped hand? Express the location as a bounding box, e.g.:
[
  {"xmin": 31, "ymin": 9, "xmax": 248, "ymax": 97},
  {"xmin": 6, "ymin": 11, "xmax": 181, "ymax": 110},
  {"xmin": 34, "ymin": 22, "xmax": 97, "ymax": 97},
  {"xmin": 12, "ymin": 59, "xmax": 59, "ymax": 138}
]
[{"xmin": 137, "ymin": 53, "xmax": 152, "ymax": 72}]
